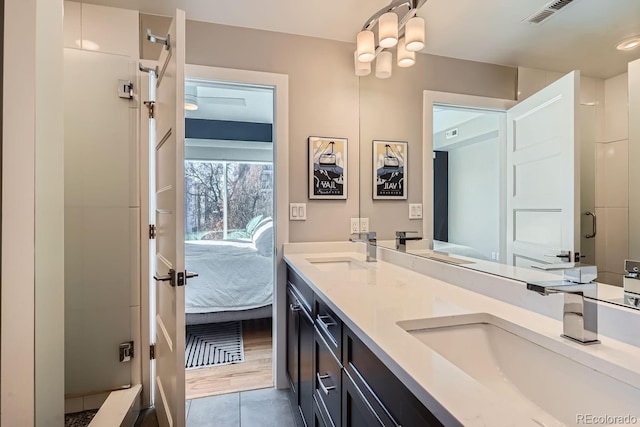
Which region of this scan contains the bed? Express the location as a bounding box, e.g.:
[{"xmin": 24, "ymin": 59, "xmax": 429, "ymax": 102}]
[{"xmin": 185, "ymin": 218, "xmax": 273, "ymax": 325}]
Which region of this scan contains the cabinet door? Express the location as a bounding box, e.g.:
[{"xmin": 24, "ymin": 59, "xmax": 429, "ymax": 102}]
[
  {"xmin": 287, "ymin": 287, "xmax": 300, "ymax": 398},
  {"xmin": 342, "ymin": 370, "xmax": 384, "ymax": 427},
  {"xmin": 299, "ymin": 305, "xmax": 315, "ymax": 427}
]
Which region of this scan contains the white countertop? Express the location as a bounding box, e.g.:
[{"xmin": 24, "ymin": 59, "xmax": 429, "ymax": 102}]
[{"xmin": 283, "ymin": 243, "xmax": 640, "ymax": 427}]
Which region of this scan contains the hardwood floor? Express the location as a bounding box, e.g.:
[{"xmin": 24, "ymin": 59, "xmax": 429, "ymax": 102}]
[{"xmin": 185, "ymin": 318, "xmax": 273, "ymax": 400}]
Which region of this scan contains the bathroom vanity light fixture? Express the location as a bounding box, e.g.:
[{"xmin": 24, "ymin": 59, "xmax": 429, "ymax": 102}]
[
  {"xmin": 616, "ymin": 36, "xmax": 640, "ymax": 51},
  {"xmin": 355, "ymin": 0, "xmax": 426, "ymax": 78}
]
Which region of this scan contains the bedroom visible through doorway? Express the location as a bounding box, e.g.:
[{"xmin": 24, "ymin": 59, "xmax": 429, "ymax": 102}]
[{"xmin": 183, "ymin": 78, "xmax": 275, "ymax": 399}]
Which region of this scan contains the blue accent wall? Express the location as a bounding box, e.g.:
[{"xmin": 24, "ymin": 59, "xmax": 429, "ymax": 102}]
[{"xmin": 185, "ymin": 118, "xmax": 272, "ymax": 142}]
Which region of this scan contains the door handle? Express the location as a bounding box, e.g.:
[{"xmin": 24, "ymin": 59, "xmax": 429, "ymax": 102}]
[
  {"xmin": 544, "ymin": 251, "xmax": 571, "ymax": 261},
  {"xmin": 153, "ymin": 268, "xmax": 175, "ymax": 286},
  {"xmin": 585, "ymin": 211, "xmax": 596, "ymax": 239},
  {"xmin": 185, "ymin": 271, "xmax": 198, "ymax": 279}
]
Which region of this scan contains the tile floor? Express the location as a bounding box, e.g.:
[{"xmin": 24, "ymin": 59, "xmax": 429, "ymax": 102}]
[{"xmin": 186, "ymin": 387, "xmax": 297, "ymax": 427}]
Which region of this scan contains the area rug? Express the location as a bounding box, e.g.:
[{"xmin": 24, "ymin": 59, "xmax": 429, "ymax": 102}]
[{"xmin": 185, "ymin": 321, "xmax": 244, "ymax": 369}]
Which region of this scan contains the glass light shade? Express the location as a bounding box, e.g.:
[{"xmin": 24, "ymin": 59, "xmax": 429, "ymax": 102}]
[
  {"xmin": 375, "ymin": 51, "xmax": 393, "ymax": 79},
  {"xmin": 354, "ymin": 51, "xmax": 371, "ymax": 76},
  {"xmin": 405, "ymin": 16, "xmax": 425, "ymax": 51},
  {"xmin": 357, "ymin": 30, "xmax": 375, "ymax": 62},
  {"xmin": 397, "ymin": 38, "xmax": 415, "ymax": 67},
  {"xmin": 378, "ymin": 12, "xmax": 398, "ymax": 48}
]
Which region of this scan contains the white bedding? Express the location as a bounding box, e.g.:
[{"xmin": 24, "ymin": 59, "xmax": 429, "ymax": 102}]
[{"xmin": 185, "ymin": 239, "xmax": 273, "ymax": 314}]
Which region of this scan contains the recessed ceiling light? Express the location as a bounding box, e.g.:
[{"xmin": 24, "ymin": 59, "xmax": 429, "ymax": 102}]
[
  {"xmin": 184, "ymin": 102, "xmax": 198, "ymax": 111},
  {"xmin": 616, "ymin": 37, "xmax": 640, "ymax": 51},
  {"xmin": 184, "ymin": 94, "xmax": 198, "ymax": 111}
]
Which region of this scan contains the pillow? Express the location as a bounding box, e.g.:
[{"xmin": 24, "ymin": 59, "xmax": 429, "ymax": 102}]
[
  {"xmin": 245, "ymin": 215, "xmax": 264, "ymax": 235},
  {"xmin": 252, "ymin": 218, "xmax": 273, "ymax": 257}
]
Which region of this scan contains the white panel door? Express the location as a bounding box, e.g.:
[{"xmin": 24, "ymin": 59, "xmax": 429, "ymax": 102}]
[
  {"xmin": 152, "ymin": 9, "xmax": 187, "ymax": 427},
  {"xmin": 506, "ymin": 71, "xmax": 580, "ymax": 268}
]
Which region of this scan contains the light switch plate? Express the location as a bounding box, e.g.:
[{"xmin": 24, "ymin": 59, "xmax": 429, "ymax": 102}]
[
  {"xmin": 290, "ymin": 203, "xmax": 306, "ymax": 220},
  {"xmin": 409, "ymin": 203, "xmax": 423, "ymax": 219}
]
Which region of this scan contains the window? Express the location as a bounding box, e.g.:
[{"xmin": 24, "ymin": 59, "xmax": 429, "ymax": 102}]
[{"xmin": 185, "ymin": 160, "xmax": 273, "ymax": 240}]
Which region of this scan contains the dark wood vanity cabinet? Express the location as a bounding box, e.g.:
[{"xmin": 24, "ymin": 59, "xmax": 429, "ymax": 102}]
[
  {"xmin": 343, "ymin": 328, "xmax": 443, "ymax": 427},
  {"xmin": 287, "ymin": 266, "xmax": 444, "ymax": 427},
  {"xmin": 287, "ymin": 271, "xmax": 315, "ymax": 427}
]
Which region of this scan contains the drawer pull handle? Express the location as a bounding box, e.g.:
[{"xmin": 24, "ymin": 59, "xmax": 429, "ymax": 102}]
[
  {"xmin": 289, "ymin": 303, "xmax": 301, "ymax": 313},
  {"xmin": 317, "ymin": 373, "xmax": 336, "ymax": 395},
  {"xmin": 318, "ymin": 315, "xmax": 337, "ymax": 328}
]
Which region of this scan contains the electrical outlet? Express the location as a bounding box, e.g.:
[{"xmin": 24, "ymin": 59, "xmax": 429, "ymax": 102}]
[
  {"xmin": 350, "ymin": 218, "xmax": 360, "ymax": 234},
  {"xmin": 359, "ymin": 218, "xmax": 369, "ymax": 233}
]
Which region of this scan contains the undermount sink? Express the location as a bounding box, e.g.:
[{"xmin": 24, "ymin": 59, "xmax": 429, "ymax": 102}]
[
  {"xmin": 397, "ymin": 313, "xmax": 640, "ymax": 427},
  {"xmin": 305, "ymin": 256, "xmax": 368, "ymax": 272}
]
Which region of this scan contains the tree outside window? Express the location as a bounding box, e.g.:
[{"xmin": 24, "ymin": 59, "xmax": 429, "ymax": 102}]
[{"xmin": 185, "ymin": 161, "xmax": 273, "ymax": 240}]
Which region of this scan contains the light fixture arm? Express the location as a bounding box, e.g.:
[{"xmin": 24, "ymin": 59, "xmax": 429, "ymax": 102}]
[{"xmin": 360, "ymin": 0, "xmax": 427, "ymax": 31}]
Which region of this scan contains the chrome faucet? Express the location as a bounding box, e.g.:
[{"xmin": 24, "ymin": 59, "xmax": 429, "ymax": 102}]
[
  {"xmin": 395, "ymin": 231, "xmax": 422, "ymax": 252},
  {"xmin": 527, "ymin": 281, "xmax": 599, "ymax": 345},
  {"xmin": 350, "ymin": 231, "xmax": 377, "ymax": 262}
]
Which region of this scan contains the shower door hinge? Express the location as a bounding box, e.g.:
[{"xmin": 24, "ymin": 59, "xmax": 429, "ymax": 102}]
[
  {"xmin": 119, "ymin": 341, "xmax": 134, "ymax": 362},
  {"xmin": 149, "ymin": 224, "xmax": 157, "ymax": 239},
  {"xmin": 118, "ymin": 80, "xmax": 134, "ymax": 99},
  {"xmin": 150, "ymin": 344, "xmax": 156, "ymax": 360},
  {"xmin": 144, "ymin": 101, "xmax": 155, "ymax": 119}
]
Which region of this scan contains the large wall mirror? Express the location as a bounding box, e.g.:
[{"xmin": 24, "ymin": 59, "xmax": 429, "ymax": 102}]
[{"xmin": 357, "ymin": 1, "xmax": 640, "ymax": 304}]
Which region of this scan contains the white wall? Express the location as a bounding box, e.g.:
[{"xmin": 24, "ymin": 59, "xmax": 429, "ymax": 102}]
[
  {"xmin": 447, "ymin": 136, "xmax": 500, "ymax": 259},
  {"xmin": 596, "ymin": 73, "xmax": 629, "ymax": 286},
  {"xmin": 2, "ymin": 0, "xmax": 64, "ymax": 425},
  {"xmin": 62, "ymin": 1, "xmax": 141, "ymax": 412}
]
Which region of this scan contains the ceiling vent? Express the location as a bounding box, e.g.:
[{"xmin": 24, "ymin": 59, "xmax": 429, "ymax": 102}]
[{"xmin": 523, "ymin": 0, "xmax": 576, "ymax": 25}]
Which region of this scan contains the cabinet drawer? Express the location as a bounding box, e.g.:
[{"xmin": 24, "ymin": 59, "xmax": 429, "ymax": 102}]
[
  {"xmin": 315, "ymin": 297, "xmax": 342, "ymax": 359},
  {"xmin": 288, "ymin": 268, "xmax": 314, "ymax": 313},
  {"xmin": 343, "ymin": 327, "xmax": 444, "ymax": 427},
  {"xmin": 314, "ymin": 326, "xmax": 341, "ymax": 427},
  {"xmin": 342, "ymin": 369, "xmax": 384, "ymax": 427}
]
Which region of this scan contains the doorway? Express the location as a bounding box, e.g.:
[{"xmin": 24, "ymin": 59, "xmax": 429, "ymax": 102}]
[
  {"xmin": 182, "ymin": 78, "xmax": 275, "ymax": 399},
  {"xmin": 141, "ymin": 62, "xmax": 289, "ymax": 417}
]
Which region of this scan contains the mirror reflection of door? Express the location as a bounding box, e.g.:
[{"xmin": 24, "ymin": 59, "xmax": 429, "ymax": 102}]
[{"xmin": 431, "ymin": 71, "xmax": 589, "ymax": 270}]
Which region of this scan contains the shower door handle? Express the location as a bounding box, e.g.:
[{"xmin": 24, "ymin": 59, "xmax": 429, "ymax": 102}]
[{"xmin": 585, "ymin": 211, "xmax": 596, "ymax": 239}]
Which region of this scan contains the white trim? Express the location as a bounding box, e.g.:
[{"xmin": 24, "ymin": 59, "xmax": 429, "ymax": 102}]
[
  {"xmin": 422, "ymin": 91, "xmax": 515, "ymax": 251},
  {"xmin": 139, "ymin": 58, "xmax": 156, "ymax": 409},
  {"xmin": 185, "ymin": 64, "xmax": 290, "ymax": 389}
]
